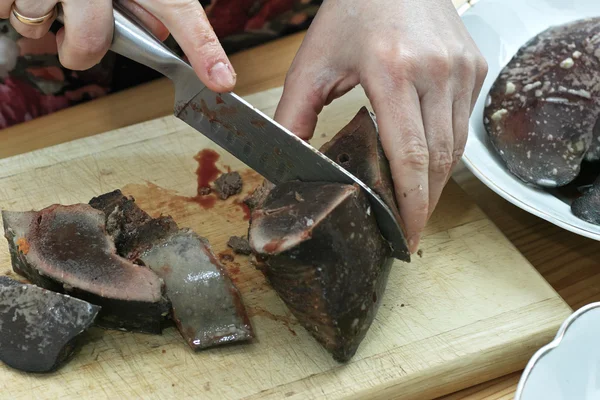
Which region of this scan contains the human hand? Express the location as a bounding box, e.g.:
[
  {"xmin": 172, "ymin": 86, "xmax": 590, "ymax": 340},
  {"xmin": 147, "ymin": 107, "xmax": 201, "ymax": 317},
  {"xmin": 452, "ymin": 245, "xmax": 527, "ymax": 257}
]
[
  {"xmin": 0, "ymin": 0, "xmax": 236, "ymax": 92},
  {"xmin": 274, "ymin": 0, "xmax": 488, "ymax": 253}
]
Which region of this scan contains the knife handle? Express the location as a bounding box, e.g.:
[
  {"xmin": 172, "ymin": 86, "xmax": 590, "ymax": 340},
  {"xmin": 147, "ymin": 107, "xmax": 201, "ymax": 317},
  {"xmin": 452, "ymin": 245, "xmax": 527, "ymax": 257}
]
[{"xmin": 56, "ymin": 2, "xmax": 190, "ymax": 82}]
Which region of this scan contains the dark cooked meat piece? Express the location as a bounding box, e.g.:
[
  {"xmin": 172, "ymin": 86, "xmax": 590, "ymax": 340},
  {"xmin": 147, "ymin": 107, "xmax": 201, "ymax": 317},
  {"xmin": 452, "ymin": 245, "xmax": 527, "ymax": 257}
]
[
  {"xmin": 320, "ymin": 106, "xmax": 409, "ymax": 261},
  {"xmin": 90, "ymin": 190, "xmax": 254, "ymax": 350},
  {"xmin": 2, "ymin": 205, "xmax": 170, "ymax": 334},
  {"xmin": 572, "ymin": 175, "xmax": 600, "ymax": 224},
  {"xmin": 245, "ymin": 108, "xmax": 409, "ymax": 362},
  {"xmin": 213, "ymin": 172, "xmax": 243, "ymax": 200},
  {"xmin": 249, "ymin": 182, "xmax": 392, "ymax": 362},
  {"xmin": 0, "ymin": 276, "xmax": 100, "ymax": 373},
  {"xmin": 89, "ymin": 190, "xmax": 178, "ymax": 259},
  {"xmin": 244, "ymin": 180, "xmax": 274, "ymax": 212},
  {"xmin": 484, "ymin": 17, "xmax": 600, "ymax": 187},
  {"xmin": 227, "ymin": 236, "xmax": 252, "ymax": 255}
]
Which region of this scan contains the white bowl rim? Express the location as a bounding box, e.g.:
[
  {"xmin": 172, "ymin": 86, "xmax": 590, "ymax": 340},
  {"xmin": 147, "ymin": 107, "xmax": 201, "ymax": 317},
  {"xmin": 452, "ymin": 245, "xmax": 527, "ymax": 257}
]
[{"xmin": 514, "ymin": 302, "xmax": 600, "ymax": 399}]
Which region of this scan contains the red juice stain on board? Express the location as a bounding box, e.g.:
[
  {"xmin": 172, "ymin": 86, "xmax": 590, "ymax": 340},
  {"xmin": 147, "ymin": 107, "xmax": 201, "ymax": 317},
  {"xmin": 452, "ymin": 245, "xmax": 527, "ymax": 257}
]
[
  {"xmin": 248, "ymin": 307, "xmax": 297, "ymax": 336},
  {"xmin": 233, "ymin": 200, "xmax": 251, "ymax": 221},
  {"xmin": 190, "ymin": 194, "xmax": 217, "ymax": 209},
  {"xmin": 194, "ymin": 149, "xmax": 221, "ymax": 188},
  {"xmin": 192, "ymin": 149, "xmax": 221, "ymax": 209}
]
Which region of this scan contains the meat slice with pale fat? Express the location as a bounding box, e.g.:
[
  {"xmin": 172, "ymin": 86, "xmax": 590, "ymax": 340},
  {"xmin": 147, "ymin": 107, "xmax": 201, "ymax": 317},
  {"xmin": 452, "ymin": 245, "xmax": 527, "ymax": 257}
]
[
  {"xmin": 90, "ymin": 190, "xmax": 254, "ymax": 350},
  {"xmin": 2, "ymin": 204, "xmax": 169, "ymax": 334}
]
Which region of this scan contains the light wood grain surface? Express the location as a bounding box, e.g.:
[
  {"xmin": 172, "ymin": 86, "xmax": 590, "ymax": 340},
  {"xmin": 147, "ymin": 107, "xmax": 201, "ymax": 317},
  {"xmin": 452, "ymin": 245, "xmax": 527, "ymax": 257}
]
[
  {"xmin": 1, "ymin": 0, "xmax": 597, "ymax": 398},
  {"xmin": 0, "ymin": 85, "xmax": 570, "ymax": 400}
]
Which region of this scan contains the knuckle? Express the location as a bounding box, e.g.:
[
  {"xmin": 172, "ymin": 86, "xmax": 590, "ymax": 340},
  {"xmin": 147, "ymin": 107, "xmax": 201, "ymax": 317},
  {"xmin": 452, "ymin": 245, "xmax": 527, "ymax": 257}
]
[
  {"xmin": 191, "ymin": 31, "xmax": 220, "ymax": 58},
  {"xmin": 283, "ymin": 65, "xmax": 326, "ymax": 107},
  {"xmin": 429, "ymin": 147, "xmax": 454, "ymax": 174},
  {"xmin": 475, "ymin": 55, "xmax": 489, "ymax": 81},
  {"xmin": 453, "ymin": 52, "xmax": 475, "ymax": 76},
  {"xmin": 60, "ymin": 35, "xmax": 109, "ymax": 70},
  {"xmin": 373, "ymin": 43, "xmax": 418, "ymax": 82},
  {"xmin": 398, "ymin": 137, "xmax": 429, "ymax": 170},
  {"xmin": 427, "ymin": 50, "xmax": 451, "ymax": 77}
]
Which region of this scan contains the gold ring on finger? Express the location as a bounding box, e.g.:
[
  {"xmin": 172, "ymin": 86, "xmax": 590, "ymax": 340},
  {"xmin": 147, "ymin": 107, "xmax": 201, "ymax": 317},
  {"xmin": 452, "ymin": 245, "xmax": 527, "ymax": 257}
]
[{"xmin": 11, "ymin": 3, "xmax": 57, "ymax": 26}]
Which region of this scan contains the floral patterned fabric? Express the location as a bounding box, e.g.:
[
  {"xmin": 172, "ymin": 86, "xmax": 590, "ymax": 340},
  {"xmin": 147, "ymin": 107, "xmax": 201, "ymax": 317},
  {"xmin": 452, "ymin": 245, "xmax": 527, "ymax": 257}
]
[{"xmin": 0, "ymin": 0, "xmax": 322, "ymax": 129}]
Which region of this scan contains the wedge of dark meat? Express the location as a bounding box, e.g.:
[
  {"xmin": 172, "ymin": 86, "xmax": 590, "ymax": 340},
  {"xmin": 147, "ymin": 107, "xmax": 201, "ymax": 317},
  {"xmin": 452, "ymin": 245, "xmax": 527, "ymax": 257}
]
[
  {"xmin": 2, "ymin": 205, "xmax": 170, "ymax": 334},
  {"xmin": 320, "ymin": 108, "xmax": 403, "ymax": 228},
  {"xmin": 249, "ymin": 181, "xmax": 393, "ymax": 362},
  {"xmin": 247, "ymin": 108, "xmax": 405, "ymax": 362},
  {"xmin": 0, "ymin": 276, "xmax": 100, "ymax": 373},
  {"xmin": 90, "ymin": 190, "xmax": 254, "ymax": 350}
]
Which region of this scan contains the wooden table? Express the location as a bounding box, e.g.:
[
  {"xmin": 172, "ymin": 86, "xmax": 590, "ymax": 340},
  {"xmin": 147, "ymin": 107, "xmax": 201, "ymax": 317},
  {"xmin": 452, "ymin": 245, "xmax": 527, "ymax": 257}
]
[{"xmin": 2, "ymin": 6, "xmax": 600, "ymax": 400}]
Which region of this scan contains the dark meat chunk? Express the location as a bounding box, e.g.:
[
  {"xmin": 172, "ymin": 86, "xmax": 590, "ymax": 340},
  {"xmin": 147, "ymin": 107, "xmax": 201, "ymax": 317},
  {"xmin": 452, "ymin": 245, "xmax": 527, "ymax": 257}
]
[
  {"xmin": 245, "ymin": 108, "xmax": 408, "ymax": 362},
  {"xmin": 2, "ymin": 205, "xmax": 170, "ymax": 334},
  {"xmin": 213, "ymin": 172, "xmax": 243, "ymax": 200},
  {"xmin": 484, "ymin": 18, "xmax": 600, "ymax": 187},
  {"xmin": 227, "ymin": 236, "xmax": 252, "ymax": 255},
  {"xmin": 0, "ymin": 277, "xmax": 99, "ymax": 373},
  {"xmin": 89, "ymin": 190, "xmax": 178, "ymax": 259},
  {"xmin": 249, "ymin": 182, "xmax": 392, "ymax": 362},
  {"xmin": 320, "ymin": 106, "xmax": 409, "ymax": 261},
  {"xmin": 572, "ymin": 175, "xmax": 600, "ymax": 224},
  {"xmin": 320, "ymin": 107, "xmax": 401, "ymax": 224},
  {"xmin": 90, "ymin": 190, "xmax": 254, "ymax": 350},
  {"xmin": 244, "ymin": 180, "xmax": 275, "ymax": 212}
]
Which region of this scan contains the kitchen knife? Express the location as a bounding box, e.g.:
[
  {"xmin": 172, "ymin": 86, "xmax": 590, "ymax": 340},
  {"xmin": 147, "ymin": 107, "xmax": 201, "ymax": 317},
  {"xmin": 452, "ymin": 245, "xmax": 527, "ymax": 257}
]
[{"xmin": 63, "ymin": 4, "xmax": 410, "ymax": 261}]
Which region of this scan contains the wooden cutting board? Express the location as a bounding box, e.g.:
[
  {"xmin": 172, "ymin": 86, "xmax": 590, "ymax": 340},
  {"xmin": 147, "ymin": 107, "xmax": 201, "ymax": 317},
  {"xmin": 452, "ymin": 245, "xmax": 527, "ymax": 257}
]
[{"xmin": 0, "ymin": 86, "xmax": 571, "ymax": 400}]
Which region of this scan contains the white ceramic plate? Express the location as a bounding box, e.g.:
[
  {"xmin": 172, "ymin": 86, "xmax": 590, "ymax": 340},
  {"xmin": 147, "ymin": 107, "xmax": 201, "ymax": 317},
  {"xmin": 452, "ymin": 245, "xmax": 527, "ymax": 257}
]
[
  {"xmin": 515, "ymin": 302, "xmax": 600, "ymax": 400},
  {"xmin": 460, "ymin": 0, "xmax": 600, "ymax": 240}
]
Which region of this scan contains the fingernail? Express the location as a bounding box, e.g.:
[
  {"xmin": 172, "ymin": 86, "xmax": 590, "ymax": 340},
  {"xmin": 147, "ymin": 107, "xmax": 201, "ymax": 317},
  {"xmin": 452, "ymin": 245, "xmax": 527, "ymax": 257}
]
[
  {"xmin": 209, "ymin": 62, "xmax": 235, "ymax": 90},
  {"xmin": 408, "ymin": 235, "xmax": 420, "ymax": 254}
]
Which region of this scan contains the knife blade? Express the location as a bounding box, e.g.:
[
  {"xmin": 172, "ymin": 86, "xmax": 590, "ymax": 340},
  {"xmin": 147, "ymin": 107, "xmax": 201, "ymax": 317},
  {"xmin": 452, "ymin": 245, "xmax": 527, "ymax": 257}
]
[
  {"xmin": 175, "ymin": 88, "xmax": 410, "ymax": 261},
  {"xmin": 64, "ymin": 3, "xmax": 409, "ymax": 261}
]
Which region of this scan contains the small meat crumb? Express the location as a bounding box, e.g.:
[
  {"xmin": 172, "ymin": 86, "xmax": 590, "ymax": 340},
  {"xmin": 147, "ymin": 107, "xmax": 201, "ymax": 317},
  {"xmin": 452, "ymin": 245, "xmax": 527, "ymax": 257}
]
[
  {"xmin": 213, "ymin": 172, "xmax": 243, "ymax": 200},
  {"xmin": 227, "ymin": 236, "xmax": 252, "ymax": 255},
  {"xmin": 294, "ymin": 192, "xmax": 304, "ymax": 202}
]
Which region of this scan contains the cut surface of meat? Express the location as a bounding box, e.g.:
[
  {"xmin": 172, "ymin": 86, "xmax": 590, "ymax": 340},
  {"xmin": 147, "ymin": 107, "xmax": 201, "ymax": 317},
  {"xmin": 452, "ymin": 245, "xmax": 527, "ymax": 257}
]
[
  {"xmin": 249, "ymin": 181, "xmax": 392, "ymax": 362},
  {"xmin": 2, "ymin": 204, "xmax": 169, "ymax": 334},
  {"xmin": 0, "ymin": 276, "xmax": 100, "ymax": 373},
  {"xmin": 90, "ymin": 190, "xmax": 254, "ymax": 350}
]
